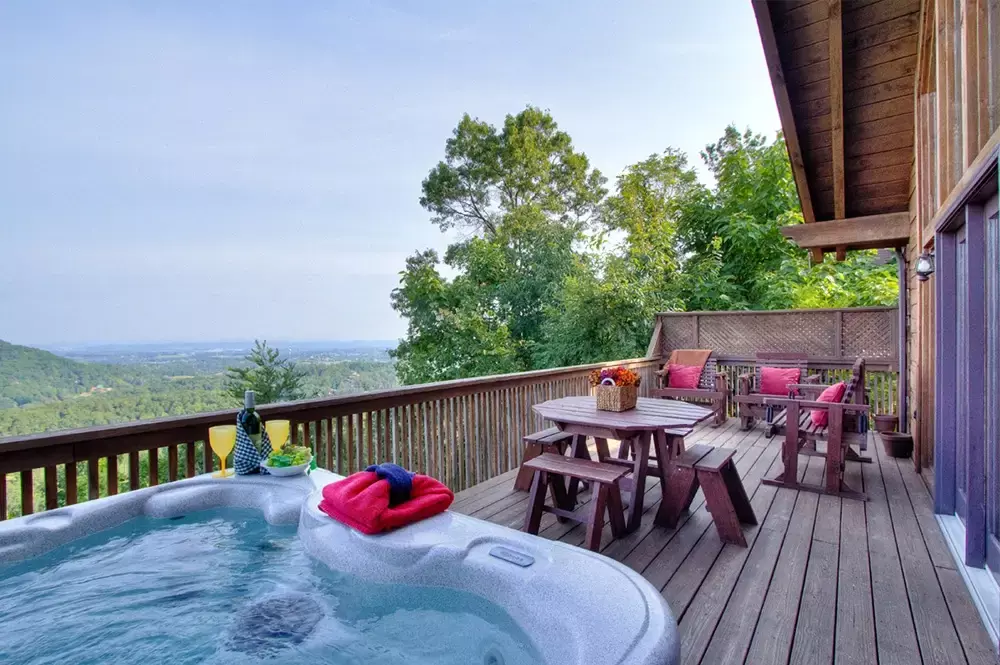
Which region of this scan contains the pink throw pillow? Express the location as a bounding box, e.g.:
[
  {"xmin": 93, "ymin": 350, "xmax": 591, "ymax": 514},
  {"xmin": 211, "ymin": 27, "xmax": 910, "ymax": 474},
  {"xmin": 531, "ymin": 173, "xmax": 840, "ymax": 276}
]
[
  {"xmin": 759, "ymin": 367, "xmax": 801, "ymax": 396},
  {"xmin": 810, "ymin": 381, "xmax": 847, "ymax": 427},
  {"xmin": 667, "ymin": 364, "xmax": 702, "ymax": 389}
]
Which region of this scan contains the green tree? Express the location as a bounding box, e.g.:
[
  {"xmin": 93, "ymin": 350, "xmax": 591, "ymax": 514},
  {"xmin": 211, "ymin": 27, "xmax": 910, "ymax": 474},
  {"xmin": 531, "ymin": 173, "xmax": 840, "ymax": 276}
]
[
  {"xmin": 224, "ymin": 340, "xmax": 304, "ymax": 405},
  {"xmin": 392, "ymin": 107, "xmax": 607, "ymax": 383}
]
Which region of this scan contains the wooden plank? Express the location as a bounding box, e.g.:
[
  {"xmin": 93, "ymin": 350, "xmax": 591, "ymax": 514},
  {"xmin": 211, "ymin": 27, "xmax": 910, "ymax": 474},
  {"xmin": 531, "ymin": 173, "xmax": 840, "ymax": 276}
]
[
  {"xmin": 788, "ymin": 487, "xmax": 840, "ymax": 665},
  {"xmin": 148, "ymin": 448, "xmax": 159, "ymax": 486},
  {"xmin": 845, "ymin": 54, "xmax": 917, "ymax": 91},
  {"xmin": 875, "ymin": 425, "xmax": 968, "ymax": 665},
  {"xmin": 675, "ymin": 467, "xmax": 798, "ymax": 664},
  {"xmin": 780, "ymin": 211, "xmax": 911, "ymax": 249},
  {"xmin": 844, "ymin": 32, "xmax": 918, "ymax": 68},
  {"xmin": 937, "ymin": 0, "xmax": 954, "ymax": 198},
  {"xmin": 843, "ymin": 0, "xmax": 921, "ymax": 33},
  {"xmin": 20, "ymin": 469, "xmax": 33, "ymax": 516},
  {"xmin": 845, "ymin": 75, "xmax": 913, "ymax": 108},
  {"xmin": 834, "ymin": 460, "xmax": 876, "ymax": 665},
  {"xmin": 64, "ymin": 462, "xmax": 77, "ymax": 505},
  {"xmin": 106, "ymin": 455, "xmax": 118, "ymax": 496},
  {"xmin": 717, "ymin": 461, "xmax": 823, "ymax": 665},
  {"xmin": 87, "ymin": 458, "xmax": 99, "ymax": 500},
  {"xmin": 844, "ymin": 13, "xmax": 920, "ymax": 52},
  {"xmin": 185, "ymin": 442, "xmax": 196, "ymax": 478},
  {"xmin": 830, "ymin": 0, "xmax": 846, "ymax": 219},
  {"xmin": 168, "ymin": 445, "xmax": 179, "ymax": 481},
  {"xmin": 775, "ymin": 0, "xmax": 830, "ymax": 33},
  {"xmin": 0, "ymin": 473, "xmax": 6, "ymax": 519},
  {"xmin": 44, "ymin": 466, "xmax": 57, "ymax": 510},
  {"xmin": 935, "ymin": 566, "xmax": 1000, "ymax": 665},
  {"xmin": 861, "ymin": 446, "xmax": 921, "ymax": 664},
  {"xmin": 753, "ymin": 0, "xmax": 818, "ymax": 223},
  {"xmin": 128, "ymin": 451, "xmax": 140, "ymax": 491}
]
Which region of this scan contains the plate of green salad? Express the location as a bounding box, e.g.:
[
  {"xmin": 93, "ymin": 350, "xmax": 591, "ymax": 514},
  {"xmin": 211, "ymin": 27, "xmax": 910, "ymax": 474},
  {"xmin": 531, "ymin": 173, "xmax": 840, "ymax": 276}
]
[{"xmin": 260, "ymin": 445, "xmax": 313, "ymax": 476}]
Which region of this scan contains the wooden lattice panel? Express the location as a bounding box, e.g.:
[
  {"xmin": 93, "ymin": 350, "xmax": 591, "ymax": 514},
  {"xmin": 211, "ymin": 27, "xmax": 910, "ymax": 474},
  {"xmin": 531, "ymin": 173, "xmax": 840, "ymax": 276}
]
[
  {"xmin": 841, "ymin": 310, "xmax": 896, "ymax": 360},
  {"xmin": 655, "ymin": 307, "xmax": 898, "ymax": 362},
  {"xmin": 660, "ymin": 315, "xmax": 697, "ymax": 353},
  {"xmin": 697, "ymin": 312, "xmax": 837, "ymax": 357}
]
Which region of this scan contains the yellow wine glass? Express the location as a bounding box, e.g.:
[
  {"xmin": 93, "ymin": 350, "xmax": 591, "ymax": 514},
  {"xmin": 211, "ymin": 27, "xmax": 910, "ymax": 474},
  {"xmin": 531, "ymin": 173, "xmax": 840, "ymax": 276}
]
[
  {"xmin": 209, "ymin": 425, "xmax": 237, "ymax": 478},
  {"xmin": 265, "ymin": 419, "xmax": 291, "ymax": 452}
]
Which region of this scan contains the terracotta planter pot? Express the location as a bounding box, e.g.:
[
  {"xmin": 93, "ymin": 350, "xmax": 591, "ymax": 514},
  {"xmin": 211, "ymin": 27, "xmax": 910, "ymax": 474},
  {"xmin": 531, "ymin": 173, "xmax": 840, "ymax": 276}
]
[
  {"xmin": 881, "ymin": 432, "xmax": 913, "ymax": 458},
  {"xmin": 873, "ymin": 414, "xmax": 898, "ymax": 434}
]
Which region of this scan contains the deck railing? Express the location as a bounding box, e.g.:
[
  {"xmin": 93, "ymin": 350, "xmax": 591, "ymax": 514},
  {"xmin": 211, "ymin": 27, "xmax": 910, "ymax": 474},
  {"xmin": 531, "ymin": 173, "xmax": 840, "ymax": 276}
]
[
  {"xmin": 0, "ymin": 352, "xmax": 898, "ymax": 521},
  {"xmin": 0, "ymin": 357, "xmax": 660, "ymax": 520}
]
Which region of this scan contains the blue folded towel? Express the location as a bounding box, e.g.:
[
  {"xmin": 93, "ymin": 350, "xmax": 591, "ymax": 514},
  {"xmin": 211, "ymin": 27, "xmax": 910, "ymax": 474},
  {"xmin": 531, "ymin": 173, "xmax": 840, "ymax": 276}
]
[{"xmin": 365, "ymin": 463, "xmax": 415, "ymax": 506}]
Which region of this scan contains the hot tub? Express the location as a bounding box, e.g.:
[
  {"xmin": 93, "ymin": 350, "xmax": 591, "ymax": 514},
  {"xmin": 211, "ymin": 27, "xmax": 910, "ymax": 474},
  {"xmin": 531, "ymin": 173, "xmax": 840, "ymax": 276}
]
[{"xmin": 0, "ymin": 470, "xmax": 679, "ymax": 664}]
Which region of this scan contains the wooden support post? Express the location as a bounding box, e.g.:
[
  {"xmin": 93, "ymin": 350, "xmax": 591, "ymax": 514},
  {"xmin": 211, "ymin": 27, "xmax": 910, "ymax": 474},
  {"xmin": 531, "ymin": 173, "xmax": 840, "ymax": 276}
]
[
  {"xmin": 829, "ymin": 0, "xmax": 845, "ymax": 220},
  {"xmin": 752, "ymin": 0, "xmax": 816, "ymax": 225}
]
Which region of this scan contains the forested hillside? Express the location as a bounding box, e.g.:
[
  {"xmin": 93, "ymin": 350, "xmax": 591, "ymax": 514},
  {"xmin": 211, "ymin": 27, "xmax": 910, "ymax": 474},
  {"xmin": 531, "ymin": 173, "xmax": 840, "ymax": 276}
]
[{"xmin": 0, "ymin": 341, "xmax": 397, "ymax": 437}]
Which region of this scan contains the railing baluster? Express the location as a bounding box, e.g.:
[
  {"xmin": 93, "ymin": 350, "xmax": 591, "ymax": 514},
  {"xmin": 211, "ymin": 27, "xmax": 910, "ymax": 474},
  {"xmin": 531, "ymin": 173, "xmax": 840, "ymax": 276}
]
[
  {"xmin": 0, "ymin": 473, "xmax": 6, "ymax": 520},
  {"xmin": 44, "ymin": 466, "xmax": 57, "ymax": 510},
  {"xmin": 185, "ymin": 443, "xmax": 196, "ymax": 479},
  {"xmin": 87, "ymin": 459, "xmax": 99, "ymax": 500},
  {"xmin": 168, "ymin": 446, "xmax": 179, "ymax": 481},
  {"xmin": 345, "ymin": 415, "xmax": 355, "ymax": 474},
  {"xmin": 127, "ymin": 452, "xmax": 140, "ymax": 490},
  {"xmin": 203, "ymin": 438, "xmax": 214, "ymax": 474},
  {"xmin": 148, "ymin": 448, "xmax": 159, "ymax": 486},
  {"xmin": 64, "ymin": 463, "xmax": 77, "ymax": 505},
  {"xmin": 106, "ymin": 456, "xmax": 118, "ymax": 495},
  {"xmin": 20, "ymin": 470, "xmax": 33, "ymax": 516}
]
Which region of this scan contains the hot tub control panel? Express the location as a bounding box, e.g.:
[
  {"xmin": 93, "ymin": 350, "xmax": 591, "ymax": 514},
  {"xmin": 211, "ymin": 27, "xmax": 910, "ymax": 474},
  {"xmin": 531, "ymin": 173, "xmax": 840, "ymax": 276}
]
[{"xmin": 488, "ymin": 546, "xmax": 534, "ymax": 568}]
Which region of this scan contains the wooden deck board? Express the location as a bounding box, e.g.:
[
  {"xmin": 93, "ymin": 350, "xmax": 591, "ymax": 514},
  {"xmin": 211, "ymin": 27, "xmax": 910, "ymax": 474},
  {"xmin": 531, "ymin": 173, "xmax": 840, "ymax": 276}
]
[{"xmin": 450, "ymin": 418, "xmax": 1000, "ymax": 665}]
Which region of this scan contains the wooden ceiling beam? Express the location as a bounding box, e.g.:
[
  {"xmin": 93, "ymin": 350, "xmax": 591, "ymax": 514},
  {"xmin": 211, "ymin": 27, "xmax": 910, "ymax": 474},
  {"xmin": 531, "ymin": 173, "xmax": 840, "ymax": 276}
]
[
  {"xmin": 780, "ymin": 212, "xmax": 911, "ymax": 253},
  {"xmin": 752, "ymin": 0, "xmax": 817, "ymax": 228},
  {"xmin": 829, "ymin": 0, "xmax": 845, "ymax": 220}
]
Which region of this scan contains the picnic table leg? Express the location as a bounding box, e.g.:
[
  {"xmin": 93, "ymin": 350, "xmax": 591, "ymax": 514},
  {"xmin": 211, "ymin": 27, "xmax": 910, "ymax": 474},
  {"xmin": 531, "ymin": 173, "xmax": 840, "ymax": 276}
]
[
  {"xmin": 653, "ymin": 429, "xmax": 681, "ymax": 527},
  {"xmin": 594, "ymin": 437, "xmax": 612, "ymax": 461},
  {"xmin": 566, "ymin": 434, "xmax": 590, "ymax": 506},
  {"xmin": 625, "ymin": 431, "xmax": 650, "ymax": 532}
]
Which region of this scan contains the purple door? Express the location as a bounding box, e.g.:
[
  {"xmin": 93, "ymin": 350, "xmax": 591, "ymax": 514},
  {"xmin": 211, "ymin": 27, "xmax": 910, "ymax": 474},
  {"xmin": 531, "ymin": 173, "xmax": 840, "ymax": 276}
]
[
  {"xmin": 986, "ymin": 194, "xmax": 1000, "ymax": 583},
  {"xmin": 956, "ymin": 226, "xmax": 969, "ymax": 522}
]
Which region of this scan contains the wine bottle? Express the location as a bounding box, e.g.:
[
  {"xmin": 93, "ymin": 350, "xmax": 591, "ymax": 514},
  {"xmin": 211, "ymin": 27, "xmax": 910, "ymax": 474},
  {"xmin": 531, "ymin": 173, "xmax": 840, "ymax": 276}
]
[{"xmin": 241, "ymin": 390, "xmax": 263, "ymax": 453}]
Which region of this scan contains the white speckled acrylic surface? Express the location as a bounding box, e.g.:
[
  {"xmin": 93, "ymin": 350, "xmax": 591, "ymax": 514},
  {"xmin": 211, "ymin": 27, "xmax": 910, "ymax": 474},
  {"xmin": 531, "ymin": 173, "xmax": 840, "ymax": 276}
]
[{"xmin": 0, "ymin": 470, "xmax": 679, "ymax": 665}]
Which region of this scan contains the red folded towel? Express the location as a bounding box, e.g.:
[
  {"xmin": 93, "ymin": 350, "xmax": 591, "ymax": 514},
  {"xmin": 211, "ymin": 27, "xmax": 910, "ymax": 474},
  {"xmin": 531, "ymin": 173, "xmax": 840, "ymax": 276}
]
[{"xmin": 318, "ymin": 471, "xmax": 454, "ymax": 535}]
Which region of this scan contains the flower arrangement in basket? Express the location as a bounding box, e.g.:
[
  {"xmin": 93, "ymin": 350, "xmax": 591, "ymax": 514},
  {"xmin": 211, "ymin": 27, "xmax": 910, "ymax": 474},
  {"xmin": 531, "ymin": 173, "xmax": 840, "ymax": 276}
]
[{"xmin": 590, "ymin": 367, "xmax": 641, "ymax": 412}]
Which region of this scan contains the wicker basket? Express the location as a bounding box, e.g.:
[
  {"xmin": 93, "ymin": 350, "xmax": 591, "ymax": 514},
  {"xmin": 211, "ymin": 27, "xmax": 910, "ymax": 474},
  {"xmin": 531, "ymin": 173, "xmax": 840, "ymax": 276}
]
[{"xmin": 596, "ymin": 384, "xmax": 638, "ymax": 412}]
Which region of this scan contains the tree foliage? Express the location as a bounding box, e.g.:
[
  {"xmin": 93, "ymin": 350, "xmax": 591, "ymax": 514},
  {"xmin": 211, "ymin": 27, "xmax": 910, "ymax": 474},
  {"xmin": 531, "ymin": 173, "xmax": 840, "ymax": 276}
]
[
  {"xmin": 224, "ymin": 340, "xmax": 305, "ymax": 405},
  {"xmin": 394, "ymin": 113, "xmax": 899, "ymax": 384}
]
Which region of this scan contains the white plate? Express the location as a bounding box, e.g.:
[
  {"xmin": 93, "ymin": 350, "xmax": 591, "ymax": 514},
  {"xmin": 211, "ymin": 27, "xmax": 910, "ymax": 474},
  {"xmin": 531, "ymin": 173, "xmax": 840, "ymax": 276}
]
[{"xmin": 260, "ymin": 457, "xmax": 312, "ymax": 477}]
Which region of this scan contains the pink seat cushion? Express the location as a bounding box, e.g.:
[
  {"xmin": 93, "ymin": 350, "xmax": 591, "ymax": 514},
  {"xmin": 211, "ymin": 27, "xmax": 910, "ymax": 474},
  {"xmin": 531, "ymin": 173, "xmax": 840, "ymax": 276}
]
[
  {"xmin": 759, "ymin": 367, "xmax": 801, "ymax": 396},
  {"xmin": 667, "ymin": 364, "xmax": 702, "ymax": 389},
  {"xmin": 810, "ymin": 381, "xmax": 847, "ymax": 427}
]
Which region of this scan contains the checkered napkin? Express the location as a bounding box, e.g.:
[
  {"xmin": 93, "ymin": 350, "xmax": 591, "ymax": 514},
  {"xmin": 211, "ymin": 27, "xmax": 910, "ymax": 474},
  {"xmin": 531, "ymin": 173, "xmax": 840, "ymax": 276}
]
[{"xmin": 234, "ymin": 411, "xmax": 274, "ymax": 475}]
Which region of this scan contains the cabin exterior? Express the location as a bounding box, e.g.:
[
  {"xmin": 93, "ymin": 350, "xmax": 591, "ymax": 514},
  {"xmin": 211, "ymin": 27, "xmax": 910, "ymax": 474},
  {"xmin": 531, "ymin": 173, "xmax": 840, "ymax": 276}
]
[{"xmin": 753, "ymin": 0, "xmax": 999, "ymax": 645}]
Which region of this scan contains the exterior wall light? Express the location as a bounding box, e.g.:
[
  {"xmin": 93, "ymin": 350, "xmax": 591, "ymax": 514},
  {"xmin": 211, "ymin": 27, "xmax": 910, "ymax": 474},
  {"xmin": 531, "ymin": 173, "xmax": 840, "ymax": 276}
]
[{"xmin": 915, "ymin": 251, "xmax": 935, "ymax": 281}]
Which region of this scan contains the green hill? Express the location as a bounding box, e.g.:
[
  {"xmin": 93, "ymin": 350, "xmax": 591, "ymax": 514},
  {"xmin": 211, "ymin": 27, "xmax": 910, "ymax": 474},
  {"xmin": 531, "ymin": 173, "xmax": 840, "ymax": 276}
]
[{"xmin": 0, "ymin": 340, "xmax": 135, "ymax": 408}]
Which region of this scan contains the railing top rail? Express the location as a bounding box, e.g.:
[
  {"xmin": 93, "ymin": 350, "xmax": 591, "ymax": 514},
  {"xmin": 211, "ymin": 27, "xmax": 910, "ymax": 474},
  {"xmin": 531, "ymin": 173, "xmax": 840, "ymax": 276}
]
[
  {"xmin": 654, "ymin": 307, "xmax": 897, "ymax": 316},
  {"xmin": 0, "ymin": 356, "xmax": 658, "ymax": 451}
]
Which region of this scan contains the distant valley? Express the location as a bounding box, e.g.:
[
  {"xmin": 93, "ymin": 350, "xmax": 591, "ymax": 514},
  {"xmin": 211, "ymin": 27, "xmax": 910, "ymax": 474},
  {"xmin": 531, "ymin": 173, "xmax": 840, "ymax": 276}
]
[{"xmin": 0, "ymin": 340, "xmax": 398, "ymax": 437}]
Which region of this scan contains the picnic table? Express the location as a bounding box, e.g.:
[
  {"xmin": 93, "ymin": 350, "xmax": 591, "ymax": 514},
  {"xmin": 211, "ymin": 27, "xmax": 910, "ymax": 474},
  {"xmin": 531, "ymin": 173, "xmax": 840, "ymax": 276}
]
[{"xmin": 532, "ymin": 396, "xmax": 716, "ymax": 532}]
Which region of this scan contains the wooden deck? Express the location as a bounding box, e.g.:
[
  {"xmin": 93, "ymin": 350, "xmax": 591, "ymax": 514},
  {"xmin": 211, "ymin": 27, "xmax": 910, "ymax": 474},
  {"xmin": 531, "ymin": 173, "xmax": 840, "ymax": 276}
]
[{"xmin": 451, "ymin": 418, "xmax": 1000, "ymax": 665}]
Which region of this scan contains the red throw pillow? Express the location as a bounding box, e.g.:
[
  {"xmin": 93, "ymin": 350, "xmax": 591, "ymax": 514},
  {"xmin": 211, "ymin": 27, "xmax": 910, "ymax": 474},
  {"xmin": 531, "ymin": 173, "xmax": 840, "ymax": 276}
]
[
  {"xmin": 667, "ymin": 363, "xmax": 702, "ymax": 389},
  {"xmin": 810, "ymin": 381, "xmax": 847, "ymax": 427},
  {"xmin": 759, "ymin": 367, "xmax": 801, "ymax": 396}
]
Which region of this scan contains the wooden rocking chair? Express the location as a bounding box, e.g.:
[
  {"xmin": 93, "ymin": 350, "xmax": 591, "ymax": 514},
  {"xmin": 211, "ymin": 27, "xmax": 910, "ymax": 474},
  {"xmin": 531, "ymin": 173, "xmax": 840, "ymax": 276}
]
[
  {"xmin": 770, "ymin": 356, "xmax": 870, "ymax": 463},
  {"xmin": 653, "ymin": 350, "xmax": 728, "ymax": 427},
  {"xmin": 736, "ymin": 353, "xmax": 821, "ymax": 436}
]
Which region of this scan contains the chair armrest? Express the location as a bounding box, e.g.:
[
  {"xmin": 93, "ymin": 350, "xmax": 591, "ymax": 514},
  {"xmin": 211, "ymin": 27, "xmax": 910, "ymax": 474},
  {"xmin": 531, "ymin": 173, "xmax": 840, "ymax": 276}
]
[
  {"xmin": 788, "ymin": 383, "xmax": 827, "ymax": 394},
  {"xmin": 738, "ymin": 373, "xmax": 752, "ymax": 395},
  {"xmin": 803, "ymin": 373, "xmax": 823, "ymax": 383}
]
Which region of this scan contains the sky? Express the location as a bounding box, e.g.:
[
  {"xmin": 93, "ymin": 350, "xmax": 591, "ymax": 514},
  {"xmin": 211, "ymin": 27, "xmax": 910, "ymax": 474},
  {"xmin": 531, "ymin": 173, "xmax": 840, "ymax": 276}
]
[{"xmin": 0, "ymin": 1, "xmax": 780, "ymax": 346}]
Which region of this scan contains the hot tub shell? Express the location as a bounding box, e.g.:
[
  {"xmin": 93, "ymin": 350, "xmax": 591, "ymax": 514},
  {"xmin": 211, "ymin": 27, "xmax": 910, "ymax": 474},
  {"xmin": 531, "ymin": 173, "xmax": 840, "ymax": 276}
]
[{"xmin": 0, "ymin": 471, "xmax": 679, "ymax": 664}]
